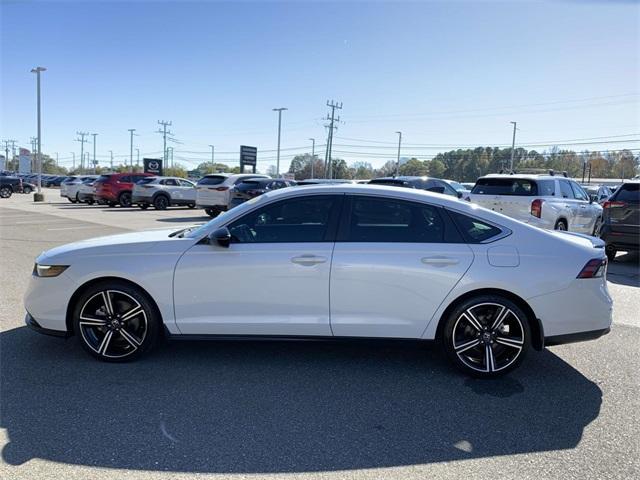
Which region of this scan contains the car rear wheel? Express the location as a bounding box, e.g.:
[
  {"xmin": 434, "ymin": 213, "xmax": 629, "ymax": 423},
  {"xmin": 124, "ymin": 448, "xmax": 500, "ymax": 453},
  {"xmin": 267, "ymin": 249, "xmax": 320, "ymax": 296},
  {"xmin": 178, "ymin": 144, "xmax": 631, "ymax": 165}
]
[
  {"xmin": 0, "ymin": 186, "xmax": 12, "ymax": 198},
  {"xmin": 72, "ymin": 281, "xmax": 161, "ymax": 362},
  {"xmin": 153, "ymin": 195, "xmax": 169, "ymax": 210},
  {"xmin": 205, "ymin": 207, "xmax": 219, "ymax": 218},
  {"xmin": 187, "ymin": 203, "xmax": 195, "ymax": 209},
  {"xmin": 554, "ymin": 219, "xmax": 567, "ymax": 231},
  {"xmin": 67, "ymin": 197, "xmax": 76, "ymax": 203},
  {"xmin": 23, "ymin": 186, "xmax": 33, "ymax": 194},
  {"xmin": 86, "ymin": 198, "xmax": 94, "ymax": 205},
  {"xmin": 442, "ymin": 295, "xmax": 531, "ymax": 377},
  {"xmin": 139, "ymin": 204, "xmax": 149, "ymax": 210},
  {"xmin": 118, "ymin": 192, "xmax": 132, "ymax": 208},
  {"xmin": 606, "ymin": 245, "xmax": 617, "ymax": 262}
]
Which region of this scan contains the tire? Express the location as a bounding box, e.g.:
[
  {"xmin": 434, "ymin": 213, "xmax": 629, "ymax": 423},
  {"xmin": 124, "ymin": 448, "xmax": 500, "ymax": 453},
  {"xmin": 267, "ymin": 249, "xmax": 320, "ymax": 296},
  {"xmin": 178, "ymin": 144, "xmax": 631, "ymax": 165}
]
[
  {"xmin": 139, "ymin": 204, "xmax": 149, "ymax": 210},
  {"xmin": 72, "ymin": 280, "xmax": 161, "ymax": 362},
  {"xmin": 153, "ymin": 195, "xmax": 169, "ymax": 210},
  {"xmin": 592, "ymin": 217, "xmax": 602, "ymax": 237},
  {"xmin": 23, "ymin": 186, "xmax": 33, "ymax": 194},
  {"xmin": 68, "ymin": 197, "xmax": 76, "ymax": 203},
  {"xmin": 75, "ymin": 192, "xmax": 80, "ymax": 203},
  {"xmin": 554, "ymin": 219, "xmax": 568, "ymax": 231},
  {"xmin": 108, "ymin": 202, "xmax": 117, "ymax": 208},
  {"xmin": 118, "ymin": 192, "xmax": 132, "ymax": 208},
  {"xmin": 86, "ymin": 199, "xmax": 94, "ymax": 205},
  {"xmin": 606, "ymin": 245, "xmax": 617, "ymax": 262},
  {"xmin": 442, "ymin": 295, "xmax": 531, "ymax": 378},
  {"xmin": 187, "ymin": 203, "xmax": 196, "ymax": 209},
  {"xmin": 0, "ymin": 186, "xmax": 12, "ymax": 198},
  {"xmin": 205, "ymin": 207, "xmax": 219, "ymax": 218}
]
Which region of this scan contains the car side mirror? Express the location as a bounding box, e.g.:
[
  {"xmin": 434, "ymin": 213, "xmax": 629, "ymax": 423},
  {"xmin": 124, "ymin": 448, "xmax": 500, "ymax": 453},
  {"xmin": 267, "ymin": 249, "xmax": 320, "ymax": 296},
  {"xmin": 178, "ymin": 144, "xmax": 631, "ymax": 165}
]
[
  {"xmin": 456, "ymin": 191, "xmax": 463, "ymax": 199},
  {"xmin": 589, "ymin": 194, "xmax": 596, "ymax": 203},
  {"xmin": 210, "ymin": 227, "xmax": 231, "ymax": 247}
]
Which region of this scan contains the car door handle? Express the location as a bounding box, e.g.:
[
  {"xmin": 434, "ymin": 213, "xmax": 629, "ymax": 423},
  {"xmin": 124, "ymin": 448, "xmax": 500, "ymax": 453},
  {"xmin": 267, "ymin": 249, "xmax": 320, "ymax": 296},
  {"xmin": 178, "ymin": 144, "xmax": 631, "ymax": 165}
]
[
  {"xmin": 291, "ymin": 255, "xmax": 327, "ymax": 266},
  {"xmin": 421, "ymin": 256, "xmax": 459, "ymax": 267}
]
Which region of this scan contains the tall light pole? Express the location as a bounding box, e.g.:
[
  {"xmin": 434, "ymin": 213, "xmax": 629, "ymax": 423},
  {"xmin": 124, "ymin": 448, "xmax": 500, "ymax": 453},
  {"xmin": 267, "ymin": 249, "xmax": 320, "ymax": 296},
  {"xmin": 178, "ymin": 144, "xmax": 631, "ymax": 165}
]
[
  {"xmin": 136, "ymin": 148, "xmax": 140, "ymax": 168},
  {"xmin": 55, "ymin": 152, "xmax": 58, "ymax": 168},
  {"xmin": 509, "ymin": 121, "xmax": 517, "ymax": 172},
  {"xmin": 128, "ymin": 128, "xmax": 135, "ymax": 172},
  {"xmin": 395, "ymin": 131, "xmax": 402, "ymax": 176},
  {"xmin": 30, "ymin": 66, "xmax": 46, "ymax": 200},
  {"xmin": 208, "ymin": 144, "xmax": 215, "ymax": 172},
  {"xmin": 109, "ymin": 150, "xmax": 114, "ymax": 171},
  {"xmin": 273, "ymin": 107, "xmax": 287, "ymax": 177},
  {"xmin": 309, "ymin": 138, "xmax": 315, "ymax": 179},
  {"xmin": 91, "ymin": 133, "xmax": 98, "ymax": 173}
]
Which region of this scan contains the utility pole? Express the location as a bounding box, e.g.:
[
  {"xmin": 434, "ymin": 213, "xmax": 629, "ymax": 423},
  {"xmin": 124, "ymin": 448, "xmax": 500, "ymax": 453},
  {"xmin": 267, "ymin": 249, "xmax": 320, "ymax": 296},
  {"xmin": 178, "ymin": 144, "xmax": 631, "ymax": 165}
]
[
  {"xmin": 91, "ymin": 133, "xmax": 98, "ymax": 173},
  {"xmin": 309, "ymin": 138, "xmax": 315, "ymax": 179},
  {"xmin": 76, "ymin": 131, "xmax": 89, "ymax": 173},
  {"xmin": 71, "ymin": 152, "xmax": 76, "ymax": 171},
  {"xmin": 324, "ymin": 100, "xmax": 342, "ymax": 179},
  {"xmin": 109, "ymin": 150, "xmax": 114, "ymax": 171},
  {"xmin": 395, "ymin": 131, "xmax": 402, "ymax": 176},
  {"xmin": 55, "ymin": 152, "xmax": 58, "ymax": 168},
  {"xmin": 208, "ymin": 144, "xmax": 215, "ymax": 172},
  {"xmin": 272, "ymin": 108, "xmax": 287, "ymax": 177},
  {"xmin": 157, "ymin": 120, "xmax": 173, "ymax": 165},
  {"xmin": 128, "ymin": 128, "xmax": 136, "ymax": 172},
  {"xmin": 509, "ymin": 121, "xmax": 517, "ymax": 172},
  {"xmin": 31, "ymin": 66, "xmax": 46, "ymax": 199},
  {"xmin": 136, "ymin": 148, "xmax": 140, "ymax": 168},
  {"xmin": 3, "ymin": 140, "xmax": 16, "ymax": 170}
]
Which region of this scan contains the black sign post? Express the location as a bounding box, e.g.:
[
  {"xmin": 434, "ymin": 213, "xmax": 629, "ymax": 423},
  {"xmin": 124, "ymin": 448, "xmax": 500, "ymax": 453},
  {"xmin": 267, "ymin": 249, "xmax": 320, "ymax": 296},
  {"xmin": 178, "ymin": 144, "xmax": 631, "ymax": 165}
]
[
  {"xmin": 143, "ymin": 158, "xmax": 163, "ymax": 176},
  {"xmin": 240, "ymin": 145, "xmax": 257, "ymax": 173}
]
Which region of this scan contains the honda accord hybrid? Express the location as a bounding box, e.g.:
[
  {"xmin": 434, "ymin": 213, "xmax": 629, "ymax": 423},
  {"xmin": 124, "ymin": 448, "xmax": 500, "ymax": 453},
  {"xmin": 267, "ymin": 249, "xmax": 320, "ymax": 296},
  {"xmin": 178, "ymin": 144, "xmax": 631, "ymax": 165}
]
[{"xmin": 24, "ymin": 184, "xmax": 612, "ymax": 377}]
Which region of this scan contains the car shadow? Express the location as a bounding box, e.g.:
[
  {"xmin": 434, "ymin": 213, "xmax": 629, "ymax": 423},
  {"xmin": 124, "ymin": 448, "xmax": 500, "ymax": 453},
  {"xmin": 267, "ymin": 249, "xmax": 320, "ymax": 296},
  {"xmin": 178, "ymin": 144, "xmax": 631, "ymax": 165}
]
[
  {"xmin": 1, "ymin": 327, "xmax": 602, "ymax": 474},
  {"xmin": 607, "ymin": 251, "xmax": 639, "ymax": 287}
]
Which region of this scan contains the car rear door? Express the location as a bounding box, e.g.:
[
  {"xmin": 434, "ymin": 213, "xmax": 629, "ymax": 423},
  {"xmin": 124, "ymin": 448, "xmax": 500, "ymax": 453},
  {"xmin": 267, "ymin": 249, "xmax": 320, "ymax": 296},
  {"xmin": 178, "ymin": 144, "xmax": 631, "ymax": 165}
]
[
  {"xmin": 329, "ymin": 195, "xmax": 474, "ymax": 338},
  {"xmin": 558, "ymin": 179, "xmax": 582, "ymax": 231},
  {"xmin": 162, "ymin": 178, "xmax": 182, "ymax": 200},
  {"xmin": 173, "ymin": 194, "xmax": 343, "ymax": 335},
  {"xmin": 178, "ymin": 179, "xmax": 196, "ymax": 202},
  {"xmin": 570, "ymin": 181, "xmax": 600, "ymax": 234}
]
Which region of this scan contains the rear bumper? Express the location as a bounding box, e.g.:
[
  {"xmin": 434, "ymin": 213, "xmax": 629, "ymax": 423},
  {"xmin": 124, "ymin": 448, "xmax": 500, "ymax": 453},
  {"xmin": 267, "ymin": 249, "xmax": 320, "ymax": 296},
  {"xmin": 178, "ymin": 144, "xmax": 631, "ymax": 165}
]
[
  {"xmin": 545, "ymin": 327, "xmax": 610, "ymax": 347},
  {"xmin": 95, "ymin": 190, "xmax": 117, "ymax": 202},
  {"xmin": 601, "ymin": 226, "xmax": 640, "ymax": 251}
]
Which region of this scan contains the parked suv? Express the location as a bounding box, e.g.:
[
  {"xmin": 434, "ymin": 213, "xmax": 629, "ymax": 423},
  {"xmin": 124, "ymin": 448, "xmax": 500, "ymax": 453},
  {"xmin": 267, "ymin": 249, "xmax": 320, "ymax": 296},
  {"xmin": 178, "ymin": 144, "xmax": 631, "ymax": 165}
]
[
  {"xmin": 132, "ymin": 176, "xmax": 197, "ymax": 210},
  {"xmin": 77, "ymin": 177, "xmax": 99, "ymax": 204},
  {"xmin": 94, "ymin": 172, "xmax": 154, "ymax": 207},
  {"xmin": 60, "ymin": 175, "xmax": 98, "ymax": 203},
  {"xmin": 228, "ymin": 178, "xmax": 295, "ymax": 209},
  {"xmin": 0, "ymin": 176, "xmax": 22, "ymax": 198},
  {"xmin": 196, "ymin": 173, "xmax": 270, "ymax": 217},
  {"xmin": 468, "ymin": 174, "xmax": 602, "ymax": 235},
  {"xmin": 600, "ymin": 181, "xmax": 639, "ymax": 261},
  {"xmin": 369, "ymin": 176, "xmax": 461, "ymax": 198}
]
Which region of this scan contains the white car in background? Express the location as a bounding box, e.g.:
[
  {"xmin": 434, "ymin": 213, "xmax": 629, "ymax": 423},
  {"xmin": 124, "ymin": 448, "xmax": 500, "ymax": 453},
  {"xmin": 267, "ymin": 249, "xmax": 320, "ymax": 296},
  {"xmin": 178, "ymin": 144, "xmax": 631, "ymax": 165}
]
[
  {"xmin": 196, "ymin": 173, "xmax": 270, "ymax": 217},
  {"xmin": 467, "ymin": 173, "xmax": 603, "ymax": 234},
  {"xmin": 132, "ymin": 176, "xmax": 197, "ymax": 210},
  {"xmin": 60, "ymin": 175, "xmax": 98, "ymax": 203},
  {"xmin": 24, "ymin": 184, "xmax": 612, "ymax": 377}
]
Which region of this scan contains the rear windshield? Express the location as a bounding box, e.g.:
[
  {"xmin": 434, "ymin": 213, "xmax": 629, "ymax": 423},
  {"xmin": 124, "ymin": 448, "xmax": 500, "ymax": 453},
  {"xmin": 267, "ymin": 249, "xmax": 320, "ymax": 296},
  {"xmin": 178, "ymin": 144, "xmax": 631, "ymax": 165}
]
[
  {"xmin": 614, "ymin": 183, "xmax": 640, "ymax": 203},
  {"xmin": 96, "ymin": 175, "xmax": 112, "ymax": 183},
  {"xmin": 472, "ymin": 178, "xmax": 540, "ymax": 196},
  {"xmin": 197, "ymin": 175, "xmax": 226, "ymax": 186}
]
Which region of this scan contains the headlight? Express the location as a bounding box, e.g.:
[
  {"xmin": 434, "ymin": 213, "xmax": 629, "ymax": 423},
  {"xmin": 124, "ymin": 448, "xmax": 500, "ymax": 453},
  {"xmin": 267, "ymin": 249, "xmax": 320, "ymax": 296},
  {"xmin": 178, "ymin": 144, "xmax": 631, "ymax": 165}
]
[{"xmin": 33, "ymin": 264, "xmax": 69, "ymax": 277}]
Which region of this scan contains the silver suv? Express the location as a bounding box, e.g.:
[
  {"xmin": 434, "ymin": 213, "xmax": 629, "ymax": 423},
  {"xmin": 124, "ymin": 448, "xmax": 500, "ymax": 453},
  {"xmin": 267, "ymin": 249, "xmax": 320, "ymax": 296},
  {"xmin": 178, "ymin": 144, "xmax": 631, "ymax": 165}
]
[{"xmin": 132, "ymin": 176, "xmax": 197, "ymax": 210}]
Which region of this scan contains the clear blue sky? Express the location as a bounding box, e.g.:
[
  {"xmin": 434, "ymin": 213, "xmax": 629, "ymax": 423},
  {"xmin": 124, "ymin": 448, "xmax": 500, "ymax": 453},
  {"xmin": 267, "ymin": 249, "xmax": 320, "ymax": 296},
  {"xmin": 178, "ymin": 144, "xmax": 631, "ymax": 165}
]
[{"xmin": 1, "ymin": 0, "xmax": 638, "ymax": 171}]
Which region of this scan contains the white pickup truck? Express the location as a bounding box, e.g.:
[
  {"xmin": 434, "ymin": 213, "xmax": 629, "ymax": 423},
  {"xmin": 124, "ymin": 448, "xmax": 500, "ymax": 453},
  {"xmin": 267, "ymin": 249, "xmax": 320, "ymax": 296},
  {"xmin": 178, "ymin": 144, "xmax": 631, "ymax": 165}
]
[{"xmin": 466, "ymin": 173, "xmax": 602, "ymax": 235}]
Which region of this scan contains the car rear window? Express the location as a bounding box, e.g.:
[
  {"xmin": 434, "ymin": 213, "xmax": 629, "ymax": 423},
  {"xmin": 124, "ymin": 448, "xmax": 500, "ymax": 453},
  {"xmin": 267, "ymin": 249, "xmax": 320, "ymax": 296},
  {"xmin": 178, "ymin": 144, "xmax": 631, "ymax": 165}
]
[
  {"xmin": 614, "ymin": 183, "xmax": 640, "ymax": 203},
  {"xmin": 197, "ymin": 175, "xmax": 227, "ymax": 186},
  {"xmin": 447, "ymin": 210, "xmax": 504, "ymax": 243},
  {"xmin": 96, "ymin": 175, "xmax": 112, "ymax": 183},
  {"xmin": 472, "ymin": 178, "xmax": 540, "ymax": 196}
]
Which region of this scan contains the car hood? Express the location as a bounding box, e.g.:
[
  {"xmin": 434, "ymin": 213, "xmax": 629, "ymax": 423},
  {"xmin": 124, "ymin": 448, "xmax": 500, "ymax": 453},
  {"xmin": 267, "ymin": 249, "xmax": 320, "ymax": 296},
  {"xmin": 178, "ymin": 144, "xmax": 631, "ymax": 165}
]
[{"xmin": 37, "ymin": 228, "xmax": 191, "ymax": 264}]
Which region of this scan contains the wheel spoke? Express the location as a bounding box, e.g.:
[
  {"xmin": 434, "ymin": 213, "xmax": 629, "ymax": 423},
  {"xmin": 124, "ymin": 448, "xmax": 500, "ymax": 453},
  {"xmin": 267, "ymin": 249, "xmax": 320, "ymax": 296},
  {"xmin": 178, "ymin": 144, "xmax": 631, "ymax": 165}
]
[
  {"xmin": 119, "ymin": 328, "xmax": 141, "ymax": 349},
  {"xmin": 454, "ymin": 338, "xmax": 481, "ymax": 353},
  {"xmin": 120, "ymin": 305, "xmax": 143, "ymax": 322},
  {"xmin": 97, "ymin": 330, "xmax": 114, "ymax": 355},
  {"xmin": 79, "ymin": 316, "xmax": 107, "ymax": 326},
  {"xmin": 490, "ymin": 306, "xmax": 510, "ymax": 331},
  {"xmin": 462, "ymin": 310, "xmax": 483, "ymax": 331},
  {"xmin": 495, "ymin": 336, "xmax": 524, "ymax": 349},
  {"xmin": 485, "ymin": 344, "xmax": 496, "ymax": 372},
  {"xmin": 101, "ymin": 291, "xmax": 114, "ymax": 316}
]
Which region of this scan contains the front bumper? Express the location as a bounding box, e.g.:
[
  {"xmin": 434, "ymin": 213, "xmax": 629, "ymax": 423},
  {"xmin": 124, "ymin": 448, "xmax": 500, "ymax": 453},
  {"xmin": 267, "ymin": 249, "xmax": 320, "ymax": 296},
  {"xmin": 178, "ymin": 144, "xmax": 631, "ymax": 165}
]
[{"xmin": 25, "ymin": 313, "xmax": 70, "ymax": 338}]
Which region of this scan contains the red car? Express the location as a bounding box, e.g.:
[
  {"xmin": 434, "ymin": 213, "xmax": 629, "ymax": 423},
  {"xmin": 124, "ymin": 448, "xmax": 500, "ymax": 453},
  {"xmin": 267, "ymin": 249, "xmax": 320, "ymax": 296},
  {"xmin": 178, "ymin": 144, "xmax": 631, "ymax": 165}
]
[{"xmin": 94, "ymin": 172, "xmax": 154, "ymax": 207}]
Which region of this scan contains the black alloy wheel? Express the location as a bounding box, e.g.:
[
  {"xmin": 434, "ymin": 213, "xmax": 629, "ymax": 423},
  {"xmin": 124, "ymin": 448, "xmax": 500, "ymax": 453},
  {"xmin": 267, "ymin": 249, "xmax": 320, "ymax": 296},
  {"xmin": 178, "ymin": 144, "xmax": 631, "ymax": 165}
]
[
  {"xmin": 154, "ymin": 195, "xmax": 169, "ymax": 210},
  {"xmin": 443, "ymin": 296, "xmax": 530, "ymax": 377},
  {"xmin": 119, "ymin": 192, "xmax": 132, "ymax": 208}
]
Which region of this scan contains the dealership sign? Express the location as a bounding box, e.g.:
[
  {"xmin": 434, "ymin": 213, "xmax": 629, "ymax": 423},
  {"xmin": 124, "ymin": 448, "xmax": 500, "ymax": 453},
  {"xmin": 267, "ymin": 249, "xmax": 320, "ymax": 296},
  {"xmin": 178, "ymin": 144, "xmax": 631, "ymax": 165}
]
[{"xmin": 143, "ymin": 158, "xmax": 163, "ymax": 175}]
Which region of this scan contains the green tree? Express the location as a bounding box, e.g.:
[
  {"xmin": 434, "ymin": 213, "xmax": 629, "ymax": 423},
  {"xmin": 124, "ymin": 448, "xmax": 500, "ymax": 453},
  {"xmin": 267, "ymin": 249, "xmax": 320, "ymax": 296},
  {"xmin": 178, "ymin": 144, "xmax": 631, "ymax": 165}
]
[
  {"xmin": 399, "ymin": 158, "xmax": 429, "ymax": 176},
  {"xmin": 428, "ymin": 158, "xmax": 445, "ymax": 177}
]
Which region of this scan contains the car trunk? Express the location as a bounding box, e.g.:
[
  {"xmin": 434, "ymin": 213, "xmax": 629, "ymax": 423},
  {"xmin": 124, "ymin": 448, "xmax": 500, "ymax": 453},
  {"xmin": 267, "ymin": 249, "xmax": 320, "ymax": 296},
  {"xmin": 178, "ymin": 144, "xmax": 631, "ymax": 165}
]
[{"xmin": 604, "ymin": 183, "xmax": 640, "ymax": 234}]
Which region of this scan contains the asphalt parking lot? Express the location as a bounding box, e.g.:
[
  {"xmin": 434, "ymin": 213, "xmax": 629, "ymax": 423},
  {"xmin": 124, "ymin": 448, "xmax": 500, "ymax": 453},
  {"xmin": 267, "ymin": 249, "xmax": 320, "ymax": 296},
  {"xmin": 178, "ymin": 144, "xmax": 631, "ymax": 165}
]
[{"xmin": 1, "ymin": 188, "xmax": 639, "ymax": 480}]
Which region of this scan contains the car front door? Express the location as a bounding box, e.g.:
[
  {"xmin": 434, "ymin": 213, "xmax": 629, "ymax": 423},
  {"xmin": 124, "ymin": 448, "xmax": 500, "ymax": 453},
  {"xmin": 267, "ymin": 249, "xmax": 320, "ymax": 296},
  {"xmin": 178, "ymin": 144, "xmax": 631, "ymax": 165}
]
[
  {"xmin": 329, "ymin": 195, "xmax": 474, "ymax": 338},
  {"xmin": 173, "ymin": 194, "xmax": 343, "ymax": 335}
]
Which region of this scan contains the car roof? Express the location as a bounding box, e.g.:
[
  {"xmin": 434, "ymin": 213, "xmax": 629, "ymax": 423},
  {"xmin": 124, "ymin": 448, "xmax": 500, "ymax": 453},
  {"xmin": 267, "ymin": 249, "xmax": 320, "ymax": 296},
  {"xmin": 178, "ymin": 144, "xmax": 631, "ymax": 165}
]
[{"xmin": 373, "ymin": 176, "xmax": 433, "ymax": 181}]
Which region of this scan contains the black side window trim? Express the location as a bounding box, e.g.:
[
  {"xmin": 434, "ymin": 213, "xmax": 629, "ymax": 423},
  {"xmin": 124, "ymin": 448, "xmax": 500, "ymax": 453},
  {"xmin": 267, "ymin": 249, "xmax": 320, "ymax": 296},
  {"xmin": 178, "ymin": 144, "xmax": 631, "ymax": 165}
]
[{"xmin": 445, "ymin": 208, "xmax": 511, "ymax": 244}]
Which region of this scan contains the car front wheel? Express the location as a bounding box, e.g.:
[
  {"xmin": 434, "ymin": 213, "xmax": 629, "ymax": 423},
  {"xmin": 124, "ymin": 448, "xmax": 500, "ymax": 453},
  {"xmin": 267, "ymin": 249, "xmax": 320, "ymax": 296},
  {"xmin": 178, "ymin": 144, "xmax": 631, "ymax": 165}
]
[
  {"xmin": 0, "ymin": 186, "xmax": 12, "ymax": 198},
  {"xmin": 72, "ymin": 281, "xmax": 161, "ymax": 362},
  {"xmin": 442, "ymin": 295, "xmax": 531, "ymax": 377},
  {"xmin": 205, "ymin": 207, "xmax": 219, "ymax": 218},
  {"xmin": 153, "ymin": 195, "xmax": 169, "ymax": 210},
  {"xmin": 23, "ymin": 186, "xmax": 33, "ymax": 194}
]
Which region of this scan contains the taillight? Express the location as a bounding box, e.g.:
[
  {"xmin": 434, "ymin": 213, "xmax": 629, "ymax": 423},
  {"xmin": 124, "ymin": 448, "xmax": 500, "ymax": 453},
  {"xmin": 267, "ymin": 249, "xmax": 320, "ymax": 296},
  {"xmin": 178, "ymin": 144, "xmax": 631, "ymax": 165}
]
[
  {"xmin": 577, "ymin": 258, "xmax": 607, "ymax": 279},
  {"xmin": 531, "ymin": 199, "xmax": 544, "ymax": 218},
  {"xmin": 603, "ymin": 201, "xmax": 625, "ymax": 209},
  {"xmin": 215, "ymin": 186, "xmax": 229, "ymax": 191}
]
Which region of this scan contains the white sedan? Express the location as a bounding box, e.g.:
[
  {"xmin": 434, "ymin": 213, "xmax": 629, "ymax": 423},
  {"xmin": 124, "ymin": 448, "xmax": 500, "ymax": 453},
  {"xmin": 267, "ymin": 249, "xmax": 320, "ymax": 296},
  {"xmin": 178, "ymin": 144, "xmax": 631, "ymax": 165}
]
[{"xmin": 24, "ymin": 184, "xmax": 613, "ymax": 377}]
